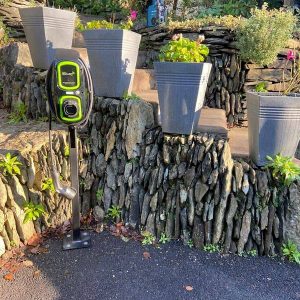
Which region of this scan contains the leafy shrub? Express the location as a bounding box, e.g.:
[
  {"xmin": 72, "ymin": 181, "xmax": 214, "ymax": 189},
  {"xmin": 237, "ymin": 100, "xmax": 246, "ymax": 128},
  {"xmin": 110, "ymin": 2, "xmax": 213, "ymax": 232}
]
[
  {"xmin": 167, "ymin": 15, "xmax": 243, "ymax": 31},
  {"xmin": 255, "ymin": 82, "xmax": 268, "ymax": 92},
  {"xmin": 77, "ymin": 17, "xmax": 133, "ymax": 31},
  {"xmin": 23, "ymin": 201, "xmax": 46, "ymax": 224},
  {"xmin": 0, "ymin": 153, "xmax": 22, "ymax": 176},
  {"xmin": 159, "ymin": 35, "xmax": 209, "ymax": 63},
  {"xmin": 41, "ymin": 178, "xmax": 56, "ymax": 193},
  {"xmin": 159, "ymin": 233, "xmax": 171, "ymax": 244},
  {"xmin": 265, "ymin": 154, "xmax": 300, "ymax": 187},
  {"xmin": 282, "ymin": 241, "xmax": 300, "ymax": 264},
  {"xmin": 141, "ymin": 231, "xmax": 156, "ymax": 246},
  {"xmin": 8, "ymin": 102, "xmax": 27, "ymax": 124},
  {"xmin": 107, "ymin": 205, "xmax": 121, "ymax": 220},
  {"xmin": 203, "ymin": 244, "xmax": 220, "ymax": 253},
  {"xmin": 236, "ymin": 5, "xmax": 297, "ymax": 66},
  {"xmin": 197, "ymin": 0, "xmax": 257, "ymax": 18}
]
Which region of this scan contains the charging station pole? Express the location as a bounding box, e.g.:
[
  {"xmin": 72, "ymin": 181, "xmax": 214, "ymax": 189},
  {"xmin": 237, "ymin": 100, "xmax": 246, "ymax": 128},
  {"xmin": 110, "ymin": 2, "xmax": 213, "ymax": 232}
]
[{"xmin": 62, "ymin": 126, "xmax": 91, "ymax": 250}]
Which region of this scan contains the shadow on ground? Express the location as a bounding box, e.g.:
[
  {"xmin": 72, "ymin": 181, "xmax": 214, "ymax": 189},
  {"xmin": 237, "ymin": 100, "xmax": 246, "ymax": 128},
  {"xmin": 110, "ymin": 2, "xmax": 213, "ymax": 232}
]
[{"xmin": 1, "ymin": 231, "xmax": 300, "ymax": 300}]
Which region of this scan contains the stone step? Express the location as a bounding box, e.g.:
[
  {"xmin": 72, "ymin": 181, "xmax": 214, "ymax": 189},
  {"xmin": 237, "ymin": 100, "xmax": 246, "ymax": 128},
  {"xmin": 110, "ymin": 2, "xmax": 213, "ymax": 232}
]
[{"xmin": 136, "ymin": 90, "xmax": 228, "ymax": 138}]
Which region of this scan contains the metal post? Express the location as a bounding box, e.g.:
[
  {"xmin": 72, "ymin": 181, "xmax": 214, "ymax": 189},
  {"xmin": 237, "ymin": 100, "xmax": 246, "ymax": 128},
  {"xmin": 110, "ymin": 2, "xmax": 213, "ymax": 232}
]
[{"xmin": 62, "ymin": 126, "xmax": 91, "ymax": 250}]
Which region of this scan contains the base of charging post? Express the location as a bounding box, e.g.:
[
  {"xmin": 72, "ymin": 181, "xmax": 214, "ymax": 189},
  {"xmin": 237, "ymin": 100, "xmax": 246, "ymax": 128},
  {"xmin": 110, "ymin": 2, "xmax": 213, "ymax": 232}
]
[
  {"xmin": 63, "ymin": 230, "xmax": 91, "ymax": 250},
  {"xmin": 62, "ymin": 125, "xmax": 91, "ymax": 251}
]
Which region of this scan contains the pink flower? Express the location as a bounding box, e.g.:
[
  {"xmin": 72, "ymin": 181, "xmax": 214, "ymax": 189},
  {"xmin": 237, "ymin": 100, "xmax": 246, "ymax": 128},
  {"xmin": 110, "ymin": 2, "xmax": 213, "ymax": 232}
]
[
  {"xmin": 287, "ymin": 50, "xmax": 295, "ymax": 61},
  {"xmin": 130, "ymin": 10, "xmax": 137, "ymax": 21}
]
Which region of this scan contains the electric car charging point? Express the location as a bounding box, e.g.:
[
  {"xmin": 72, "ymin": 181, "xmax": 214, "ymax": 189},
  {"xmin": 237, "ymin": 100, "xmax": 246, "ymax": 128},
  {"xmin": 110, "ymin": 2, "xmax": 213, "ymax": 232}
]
[{"xmin": 46, "ymin": 56, "xmax": 94, "ymax": 251}]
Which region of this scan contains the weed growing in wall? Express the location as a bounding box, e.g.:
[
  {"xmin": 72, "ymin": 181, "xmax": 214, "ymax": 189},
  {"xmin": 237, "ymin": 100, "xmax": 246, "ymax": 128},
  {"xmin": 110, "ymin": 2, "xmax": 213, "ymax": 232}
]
[{"xmin": 0, "ymin": 153, "xmax": 22, "ymax": 176}]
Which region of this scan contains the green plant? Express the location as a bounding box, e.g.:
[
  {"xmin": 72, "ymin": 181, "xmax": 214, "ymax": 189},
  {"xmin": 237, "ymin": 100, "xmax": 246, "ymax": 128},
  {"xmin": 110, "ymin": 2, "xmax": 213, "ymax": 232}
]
[
  {"xmin": 255, "ymin": 82, "xmax": 268, "ymax": 92},
  {"xmin": 239, "ymin": 249, "xmax": 258, "ymax": 257},
  {"xmin": 282, "ymin": 241, "xmax": 300, "ymax": 264},
  {"xmin": 187, "ymin": 239, "xmax": 194, "ymax": 248},
  {"xmin": 159, "ymin": 34, "xmax": 209, "ymax": 63},
  {"xmin": 265, "ymin": 154, "xmax": 300, "ymax": 187},
  {"xmin": 236, "ymin": 4, "xmax": 297, "ymax": 66},
  {"xmin": 141, "ymin": 231, "xmax": 156, "ymax": 246},
  {"xmin": 0, "ymin": 18, "xmax": 9, "ymax": 46},
  {"xmin": 64, "ymin": 145, "xmax": 70, "ymax": 157},
  {"xmin": 0, "ymin": 153, "xmax": 22, "ymax": 176},
  {"xmin": 23, "ymin": 201, "xmax": 46, "ymax": 224},
  {"xmin": 203, "ymin": 244, "xmax": 220, "ymax": 253},
  {"xmin": 107, "ymin": 205, "xmax": 121, "ymax": 220},
  {"xmin": 197, "ymin": 0, "xmax": 257, "ymax": 18},
  {"xmin": 96, "ymin": 188, "xmax": 104, "ymax": 203},
  {"xmin": 41, "ymin": 178, "xmax": 55, "ymax": 193},
  {"xmin": 159, "ymin": 233, "xmax": 171, "ymax": 244},
  {"xmin": 123, "ymin": 91, "xmax": 140, "ymax": 101},
  {"xmin": 8, "ymin": 102, "xmax": 28, "ymax": 124}
]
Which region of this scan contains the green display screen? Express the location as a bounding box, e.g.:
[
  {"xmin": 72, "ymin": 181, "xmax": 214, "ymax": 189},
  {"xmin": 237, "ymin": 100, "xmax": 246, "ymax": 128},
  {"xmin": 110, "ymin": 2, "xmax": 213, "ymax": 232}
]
[{"xmin": 57, "ymin": 61, "xmax": 81, "ymax": 91}]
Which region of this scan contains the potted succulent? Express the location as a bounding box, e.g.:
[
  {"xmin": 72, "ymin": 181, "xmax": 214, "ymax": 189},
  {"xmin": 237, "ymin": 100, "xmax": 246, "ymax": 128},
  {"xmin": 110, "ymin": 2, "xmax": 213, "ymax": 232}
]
[
  {"xmin": 80, "ymin": 11, "xmax": 141, "ymax": 98},
  {"xmin": 154, "ymin": 34, "xmax": 211, "ymax": 135},
  {"xmin": 237, "ymin": 5, "xmax": 300, "ymax": 166},
  {"xmin": 19, "ymin": 7, "xmax": 76, "ymax": 69}
]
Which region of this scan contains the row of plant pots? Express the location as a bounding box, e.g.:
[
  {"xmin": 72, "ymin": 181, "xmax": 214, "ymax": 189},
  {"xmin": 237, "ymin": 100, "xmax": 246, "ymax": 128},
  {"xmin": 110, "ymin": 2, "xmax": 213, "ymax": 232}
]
[{"xmin": 19, "ymin": 7, "xmax": 300, "ymax": 166}]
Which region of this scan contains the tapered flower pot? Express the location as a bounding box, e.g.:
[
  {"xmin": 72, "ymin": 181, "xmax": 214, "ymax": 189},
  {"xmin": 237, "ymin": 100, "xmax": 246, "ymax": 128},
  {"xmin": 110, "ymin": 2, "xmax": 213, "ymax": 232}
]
[
  {"xmin": 154, "ymin": 62, "xmax": 212, "ymax": 135},
  {"xmin": 19, "ymin": 7, "xmax": 76, "ymax": 69},
  {"xmin": 83, "ymin": 29, "xmax": 141, "ymax": 97},
  {"xmin": 247, "ymin": 92, "xmax": 300, "ymax": 166}
]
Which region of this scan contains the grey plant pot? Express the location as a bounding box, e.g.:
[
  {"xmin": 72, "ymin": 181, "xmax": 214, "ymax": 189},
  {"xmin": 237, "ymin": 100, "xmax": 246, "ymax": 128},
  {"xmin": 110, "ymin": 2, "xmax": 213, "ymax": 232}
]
[
  {"xmin": 154, "ymin": 62, "xmax": 212, "ymax": 135},
  {"xmin": 247, "ymin": 92, "xmax": 300, "ymax": 166},
  {"xmin": 83, "ymin": 29, "xmax": 141, "ymax": 97},
  {"xmin": 19, "ymin": 7, "xmax": 76, "ymax": 69}
]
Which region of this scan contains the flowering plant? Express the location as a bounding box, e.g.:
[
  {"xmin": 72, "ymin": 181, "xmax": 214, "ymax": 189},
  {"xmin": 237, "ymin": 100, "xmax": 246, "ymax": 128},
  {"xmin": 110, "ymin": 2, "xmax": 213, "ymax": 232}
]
[{"xmin": 159, "ymin": 34, "xmax": 209, "ymax": 63}]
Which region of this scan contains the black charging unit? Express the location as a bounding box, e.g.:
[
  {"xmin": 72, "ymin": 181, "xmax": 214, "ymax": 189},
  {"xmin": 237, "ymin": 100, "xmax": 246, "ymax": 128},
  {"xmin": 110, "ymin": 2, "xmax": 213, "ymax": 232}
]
[{"xmin": 46, "ymin": 57, "xmax": 94, "ymax": 250}]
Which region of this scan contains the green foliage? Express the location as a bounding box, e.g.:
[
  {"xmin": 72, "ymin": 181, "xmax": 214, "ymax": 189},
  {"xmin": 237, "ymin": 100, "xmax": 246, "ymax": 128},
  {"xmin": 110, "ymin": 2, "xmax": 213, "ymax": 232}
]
[
  {"xmin": 168, "ymin": 15, "xmax": 243, "ymax": 31},
  {"xmin": 265, "ymin": 154, "xmax": 300, "ymax": 187},
  {"xmin": 0, "ymin": 18, "xmax": 9, "ymax": 46},
  {"xmin": 141, "ymin": 231, "xmax": 156, "ymax": 246},
  {"xmin": 236, "ymin": 4, "xmax": 297, "ymax": 66},
  {"xmin": 64, "ymin": 146, "xmax": 70, "ymax": 157},
  {"xmin": 0, "ymin": 153, "xmax": 22, "ymax": 176},
  {"xmin": 107, "ymin": 205, "xmax": 121, "ymax": 220},
  {"xmin": 197, "ymin": 0, "xmax": 257, "ymax": 18},
  {"xmin": 123, "ymin": 92, "xmax": 140, "ymax": 101},
  {"xmin": 187, "ymin": 239, "xmax": 194, "ymax": 248},
  {"xmin": 77, "ymin": 18, "xmax": 133, "ymax": 31},
  {"xmin": 282, "ymin": 241, "xmax": 300, "ymax": 264},
  {"xmin": 159, "ymin": 35, "xmax": 209, "ymax": 63},
  {"xmin": 48, "ymin": 0, "xmax": 144, "ymax": 16},
  {"xmin": 8, "ymin": 102, "xmax": 28, "ymax": 124},
  {"xmin": 41, "ymin": 178, "xmax": 55, "ymax": 193},
  {"xmin": 239, "ymin": 249, "xmax": 258, "ymax": 257},
  {"xmin": 203, "ymin": 244, "xmax": 220, "ymax": 253},
  {"xmin": 255, "ymin": 82, "xmax": 268, "ymax": 92},
  {"xmin": 159, "ymin": 233, "xmax": 171, "ymax": 244},
  {"xmin": 96, "ymin": 188, "xmax": 104, "ymax": 203},
  {"xmin": 23, "ymin": 201, "xmax": 46, "ymax": 224}
]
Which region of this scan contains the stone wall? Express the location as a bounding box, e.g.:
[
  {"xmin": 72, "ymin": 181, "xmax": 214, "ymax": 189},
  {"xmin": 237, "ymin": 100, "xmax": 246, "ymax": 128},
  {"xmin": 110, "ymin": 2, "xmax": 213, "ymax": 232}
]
[
  {"xmin": 137, "ymin": 26, "xmax": 299, "ymax": 127},
  {"xmin": 0, "ymin": 43, "xmax": 300, "ymax": 255},
  {"xmin": 85, "ymin": 97, "xmax": 300, "ymax": 255},
  {"xmin": 0, "ymin": 130, "xmax": 83, "ymax": 252}
]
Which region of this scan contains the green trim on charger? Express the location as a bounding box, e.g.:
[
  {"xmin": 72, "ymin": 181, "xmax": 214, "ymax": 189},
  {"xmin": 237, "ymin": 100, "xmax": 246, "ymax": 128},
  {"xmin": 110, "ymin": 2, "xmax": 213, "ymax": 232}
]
[
  {"xmin": 58, "ymin": 95, "xmax": 83, "ymax": 123},
  {"xmin": 57, "ymin": 61, "xmax": 81, "ymax": 91}
]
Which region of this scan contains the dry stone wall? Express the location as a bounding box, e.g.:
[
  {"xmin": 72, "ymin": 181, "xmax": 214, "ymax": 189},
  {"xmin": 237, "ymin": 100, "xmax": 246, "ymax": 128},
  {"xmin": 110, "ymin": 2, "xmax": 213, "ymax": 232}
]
[
  {"xmin": 0, "ymin": 131, "xmax": 86, "ymax": 253},
  {"xmin": 0, "ymin": 43, "xmax": 300, "ymax": 255}
]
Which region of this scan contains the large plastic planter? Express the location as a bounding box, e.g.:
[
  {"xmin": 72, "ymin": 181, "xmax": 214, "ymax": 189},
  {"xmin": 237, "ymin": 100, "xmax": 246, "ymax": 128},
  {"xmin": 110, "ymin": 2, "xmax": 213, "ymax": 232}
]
[
  {"xmin": 154, "ymin": 62, "xmax": 212, "ymax": 135},
  {"xmin": 19, "ymin": 7, "xmax": 76, "ymax": 69},
  {"xmin": 83, "ymin": 29, "xmax": 141, "ymax": 97},
  {"xmin": 247, "ymin": 92, "xmax": 300, "ymax": 166}
]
